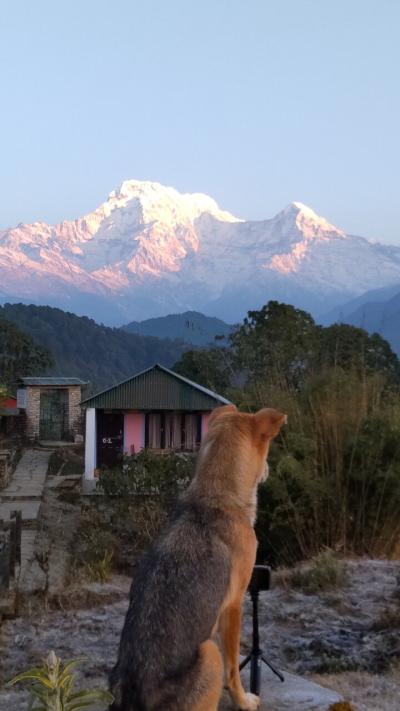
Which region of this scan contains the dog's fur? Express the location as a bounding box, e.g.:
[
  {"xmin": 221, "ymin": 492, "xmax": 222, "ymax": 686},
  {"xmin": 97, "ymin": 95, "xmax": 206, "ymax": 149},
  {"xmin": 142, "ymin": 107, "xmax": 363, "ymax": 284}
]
[{"xmin": 109, "ymin": 404, "xmax": 286, "ymax": 711}]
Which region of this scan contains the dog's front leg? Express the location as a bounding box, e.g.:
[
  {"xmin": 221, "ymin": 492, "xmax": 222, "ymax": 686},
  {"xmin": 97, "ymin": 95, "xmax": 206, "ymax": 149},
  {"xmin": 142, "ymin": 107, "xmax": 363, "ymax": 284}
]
[{"xmin": 219, "ymin": 603, "xmax": 260, "ymax": 710}]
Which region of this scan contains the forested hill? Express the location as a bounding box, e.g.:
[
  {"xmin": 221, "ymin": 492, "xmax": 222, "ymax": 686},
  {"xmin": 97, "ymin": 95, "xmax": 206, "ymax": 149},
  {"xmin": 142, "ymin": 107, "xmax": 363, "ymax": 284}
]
[
  {"xmin": 123, "ymin": 310, "xmax": 233, "ymax": 346},
  {"xmin": 0, "ymin": 304, "xmax": 187, "ymax": 392}
]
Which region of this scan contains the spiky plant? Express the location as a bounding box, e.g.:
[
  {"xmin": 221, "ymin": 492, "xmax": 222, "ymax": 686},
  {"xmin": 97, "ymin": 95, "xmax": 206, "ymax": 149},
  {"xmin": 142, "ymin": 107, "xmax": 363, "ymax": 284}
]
[{"xmin": 7, "ymin": 650, "xmax": 113, "ymax": 710}]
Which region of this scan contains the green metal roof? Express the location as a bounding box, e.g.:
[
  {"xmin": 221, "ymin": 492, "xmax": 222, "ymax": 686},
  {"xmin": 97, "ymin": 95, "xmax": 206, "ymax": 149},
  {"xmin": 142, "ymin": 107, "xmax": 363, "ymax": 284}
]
[{"xmin": 81, "ymin": 364, "xmax": 230, "ymax": 411}]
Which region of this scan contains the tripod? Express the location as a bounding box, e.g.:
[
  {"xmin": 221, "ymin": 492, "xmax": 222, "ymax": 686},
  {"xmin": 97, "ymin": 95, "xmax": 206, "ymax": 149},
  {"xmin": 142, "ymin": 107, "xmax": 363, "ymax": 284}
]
[{"xmin": 239, "ymin": 566, "xmax": 284, "ymax": 696}]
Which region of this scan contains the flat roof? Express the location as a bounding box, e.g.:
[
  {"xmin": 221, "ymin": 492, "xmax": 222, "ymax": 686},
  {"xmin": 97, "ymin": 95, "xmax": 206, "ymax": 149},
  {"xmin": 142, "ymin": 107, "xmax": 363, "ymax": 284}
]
[{"xmin": 19, "ymin": 377, "xmax": 88, "ymax": 386}]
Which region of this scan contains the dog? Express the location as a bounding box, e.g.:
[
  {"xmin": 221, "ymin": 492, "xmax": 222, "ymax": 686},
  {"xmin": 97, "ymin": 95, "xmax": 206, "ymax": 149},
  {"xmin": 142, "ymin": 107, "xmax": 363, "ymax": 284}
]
[{"xmin": 109, "ymin": 404, "xmax": 286, "ymax": 711}]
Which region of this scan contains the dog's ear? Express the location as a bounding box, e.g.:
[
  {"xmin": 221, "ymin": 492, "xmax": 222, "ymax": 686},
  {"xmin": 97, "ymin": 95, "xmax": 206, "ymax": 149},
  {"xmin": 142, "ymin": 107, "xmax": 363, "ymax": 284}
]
[
  {"xmin": 253, "ymin": 408, "xmax": 287, "ymax": 441},
  {"xmin": 209, "ymin": 403, "xmax": 237, "ymax": 427}
]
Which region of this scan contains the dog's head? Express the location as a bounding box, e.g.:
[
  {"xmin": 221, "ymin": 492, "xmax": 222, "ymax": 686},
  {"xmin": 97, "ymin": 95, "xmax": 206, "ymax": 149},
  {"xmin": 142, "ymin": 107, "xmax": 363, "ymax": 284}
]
[{"xmin": 208, "ymin": 404, "xmax": 287, "ymax": 487}]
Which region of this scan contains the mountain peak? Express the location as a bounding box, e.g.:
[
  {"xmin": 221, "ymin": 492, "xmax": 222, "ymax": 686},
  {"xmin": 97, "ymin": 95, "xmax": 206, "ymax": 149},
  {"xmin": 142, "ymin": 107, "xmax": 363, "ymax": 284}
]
[
  {"xmin": 278, "ymin": 201, "xmax": 345, "ymax": 240},
  {"xmin": 106, "ymin": 179, "xmax": 241, "ymax": 225},
  {"xmin": 1, "ymin": 180, "xmax": 400, "ymax": 326}
]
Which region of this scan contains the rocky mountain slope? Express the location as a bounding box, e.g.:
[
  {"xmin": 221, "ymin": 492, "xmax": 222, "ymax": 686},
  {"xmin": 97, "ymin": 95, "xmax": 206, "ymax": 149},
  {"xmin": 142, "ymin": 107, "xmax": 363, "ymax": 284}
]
[{"xmin": 2, "ymin": 180, "xmax": 400, "ymax": 324}]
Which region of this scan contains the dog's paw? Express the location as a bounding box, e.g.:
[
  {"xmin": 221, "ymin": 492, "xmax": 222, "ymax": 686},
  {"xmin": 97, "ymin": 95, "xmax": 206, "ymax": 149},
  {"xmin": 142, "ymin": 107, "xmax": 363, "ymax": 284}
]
[{"xmin": 239, "ymin": 692, "xmax": 261, "ymax": 710}]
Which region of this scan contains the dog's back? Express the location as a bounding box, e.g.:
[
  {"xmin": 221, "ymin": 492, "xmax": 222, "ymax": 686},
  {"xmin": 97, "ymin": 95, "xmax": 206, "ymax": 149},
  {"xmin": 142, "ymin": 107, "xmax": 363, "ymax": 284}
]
[{"xmin": 109, "ymin": 496, "xmax": 231, "ymax": 711}]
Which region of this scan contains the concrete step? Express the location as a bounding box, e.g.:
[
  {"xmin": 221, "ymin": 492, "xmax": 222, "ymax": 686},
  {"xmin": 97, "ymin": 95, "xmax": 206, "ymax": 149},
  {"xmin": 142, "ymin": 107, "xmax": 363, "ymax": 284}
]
[
  {"xmin": 219, "ymin": 661, "xmax": 343, "ymax": 710},
  {"xmin": 0, "ymin": 500, "xmax": 41, "ymax": 525},
  {"xmin": 0, "ymin": 494, "xmax": 43, "ymax": 502}
]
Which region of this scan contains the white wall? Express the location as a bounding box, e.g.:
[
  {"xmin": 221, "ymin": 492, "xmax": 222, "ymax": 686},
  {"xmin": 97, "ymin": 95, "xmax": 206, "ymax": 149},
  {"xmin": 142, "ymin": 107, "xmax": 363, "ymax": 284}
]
[{"xmin": 84, "ymin": 408, "xmax": 97, "ymax": 479}]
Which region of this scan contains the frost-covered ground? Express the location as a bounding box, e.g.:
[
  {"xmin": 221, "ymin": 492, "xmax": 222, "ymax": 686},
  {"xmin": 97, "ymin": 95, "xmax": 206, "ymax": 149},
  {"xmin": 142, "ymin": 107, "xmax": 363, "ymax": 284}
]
[
  {"xmin": 312, "ymin": 666, "xmax": 400, "ymax": 711},
  {"xmin": 0, "ymin": 559, "xmax": 399, "ymax": 711}
]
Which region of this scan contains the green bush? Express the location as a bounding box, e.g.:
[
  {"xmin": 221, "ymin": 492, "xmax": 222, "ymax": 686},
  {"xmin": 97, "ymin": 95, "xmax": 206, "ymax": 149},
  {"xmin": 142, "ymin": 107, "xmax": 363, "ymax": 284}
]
[
  {"xmin": 97, "ymin": 449, "xmax": 194, "ymax": 497},
  {"xmin": 256, "ymin": 369, "xmax": 400, "ymax": 565}
]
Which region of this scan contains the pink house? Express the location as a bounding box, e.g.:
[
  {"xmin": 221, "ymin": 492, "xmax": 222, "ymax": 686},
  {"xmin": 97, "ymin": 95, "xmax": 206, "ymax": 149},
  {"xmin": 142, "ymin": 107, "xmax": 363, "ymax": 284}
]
[{"xmin": 82, "ymin": 364, "xmax": 230, "ymax": 480}]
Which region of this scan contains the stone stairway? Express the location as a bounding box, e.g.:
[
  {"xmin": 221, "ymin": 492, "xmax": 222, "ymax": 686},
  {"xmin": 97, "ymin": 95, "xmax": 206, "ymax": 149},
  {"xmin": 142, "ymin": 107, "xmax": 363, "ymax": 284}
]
[{"xmin": 0, "ymin": 448, "xmax": 53, "ymax": 613}]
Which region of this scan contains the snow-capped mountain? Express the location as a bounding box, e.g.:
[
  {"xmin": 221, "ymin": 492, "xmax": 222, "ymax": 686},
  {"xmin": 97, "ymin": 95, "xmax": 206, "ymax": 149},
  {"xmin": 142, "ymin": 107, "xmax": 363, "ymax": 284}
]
[{"xmin": 1, "ymin": 179, "xmax": 400, "ymax": 325}]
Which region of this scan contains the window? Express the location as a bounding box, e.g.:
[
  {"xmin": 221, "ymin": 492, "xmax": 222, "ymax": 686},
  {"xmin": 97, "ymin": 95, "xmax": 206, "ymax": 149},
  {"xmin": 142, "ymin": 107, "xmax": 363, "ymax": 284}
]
[
  {"xmin": 145, "ymin": 412, "xmax": 202, "ymax": 451},
  {"xmin": 148, "ymin": 413, "xmax": 161, "ymax": 449},
  {"xmin": 165, "ymin": 413, "xmax": 183, "ymax": 449}
]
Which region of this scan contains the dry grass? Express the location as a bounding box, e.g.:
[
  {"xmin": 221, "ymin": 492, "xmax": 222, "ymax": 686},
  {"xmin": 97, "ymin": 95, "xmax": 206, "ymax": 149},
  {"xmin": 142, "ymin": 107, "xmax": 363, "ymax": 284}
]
[
  {"xmin": 274, "ymin": 550, "xmax": 348, "ymax": 594},
  {"xmin": 312, "ymin": 663, "xmax": 400, "ymax": 711}
]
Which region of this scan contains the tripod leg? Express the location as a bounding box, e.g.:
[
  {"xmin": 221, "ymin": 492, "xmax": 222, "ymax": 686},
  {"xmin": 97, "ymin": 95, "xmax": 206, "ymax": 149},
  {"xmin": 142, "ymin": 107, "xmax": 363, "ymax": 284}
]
[
  {"xmin": 239, "ymin": 653, "xmax": 252, "ymax": 671},
  {"xmin": 250, "ymin": 653, "xmax": 262, "ymax": 696},
  {"xmin": 261, "ymin": 655, "xmax": 285, "ymax": 682}
]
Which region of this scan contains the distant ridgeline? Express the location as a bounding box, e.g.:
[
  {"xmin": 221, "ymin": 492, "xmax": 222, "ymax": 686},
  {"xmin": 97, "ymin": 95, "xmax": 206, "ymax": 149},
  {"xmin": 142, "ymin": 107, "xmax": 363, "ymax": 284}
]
[
  {"xmin": 122, "ymin": 311, "xmax": 233, "ymax": 346},
  {"xmin": 0, "ymin": 304, "xmax": 188, "ymax": 392},
  {"xmin": 321, "ymin": 283, "xmax": 400, "ymax": 355}
]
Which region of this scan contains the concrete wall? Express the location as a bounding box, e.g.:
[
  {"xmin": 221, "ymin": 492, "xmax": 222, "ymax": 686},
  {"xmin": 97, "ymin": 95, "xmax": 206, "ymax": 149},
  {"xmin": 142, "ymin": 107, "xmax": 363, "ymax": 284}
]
[{"xmin": 84, "ymin": 408, "xmax": 97, "ymax": 479}]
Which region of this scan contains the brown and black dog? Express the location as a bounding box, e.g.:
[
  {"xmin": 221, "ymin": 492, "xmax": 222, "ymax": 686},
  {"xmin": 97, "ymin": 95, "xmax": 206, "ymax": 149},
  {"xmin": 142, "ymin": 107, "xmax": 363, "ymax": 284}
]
[{"xmin": 110, "ymin": 404, "xmax": 286, "ymax": 711}]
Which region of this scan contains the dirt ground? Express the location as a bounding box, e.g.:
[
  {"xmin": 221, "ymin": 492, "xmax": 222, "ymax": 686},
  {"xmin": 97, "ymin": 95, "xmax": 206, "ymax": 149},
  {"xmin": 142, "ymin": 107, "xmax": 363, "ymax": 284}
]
[{"xmin": 0, "ymin": 472, "xmax": 399, "ymax": 711}]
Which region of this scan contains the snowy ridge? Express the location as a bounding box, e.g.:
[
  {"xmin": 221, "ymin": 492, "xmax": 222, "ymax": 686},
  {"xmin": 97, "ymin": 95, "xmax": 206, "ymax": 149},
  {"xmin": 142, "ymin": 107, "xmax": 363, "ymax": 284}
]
[{"xmin": 1, "ymin": 180, "xmax": 400, "ymax": 324}]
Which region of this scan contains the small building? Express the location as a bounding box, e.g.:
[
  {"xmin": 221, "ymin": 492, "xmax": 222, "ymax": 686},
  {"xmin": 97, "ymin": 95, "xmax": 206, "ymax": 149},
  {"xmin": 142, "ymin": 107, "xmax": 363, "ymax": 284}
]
[
  {"xmin": 0, "ymin": 396, "xmax": 19, "ymax": 437},
  {"xmin": 17, "ymin": 377, "xmax": 87, "ymax": 441},
  {"xmin": 82, "ymin": 363, "xmax": 230, "ymax": 480}
]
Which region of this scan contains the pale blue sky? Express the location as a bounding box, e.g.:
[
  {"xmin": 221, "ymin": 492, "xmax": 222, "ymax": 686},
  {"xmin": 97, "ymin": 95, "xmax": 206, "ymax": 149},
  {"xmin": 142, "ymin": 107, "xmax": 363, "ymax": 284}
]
[{"xmin": 1, "ymin": 0, "xmax": 399, "ymax": 242}]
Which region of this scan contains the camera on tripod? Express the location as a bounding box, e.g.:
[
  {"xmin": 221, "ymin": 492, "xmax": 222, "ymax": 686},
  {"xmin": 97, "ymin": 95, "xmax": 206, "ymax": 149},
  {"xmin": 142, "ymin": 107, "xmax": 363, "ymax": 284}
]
[
  {"xmin": 248, "ymin": 565, "xmax": 271, "ymax": 595},
  {"xmin": 240, "ymin": 565, "xmax": 284, "ymax": 695}
]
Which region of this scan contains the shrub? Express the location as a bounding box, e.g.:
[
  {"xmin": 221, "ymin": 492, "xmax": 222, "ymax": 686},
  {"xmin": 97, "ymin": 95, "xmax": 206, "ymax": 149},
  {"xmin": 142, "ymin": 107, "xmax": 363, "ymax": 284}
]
[
  {"xmin": 97, "ymin": 450, "xmax": 194, "ymax": 497},
  {"xmin": 71, "ymin": 494, "xmax": 169, "ymax": 575},
  {"xmin": 328, "ymin": 704, "xmax": 356, "ymax": 711},
  {"xmin": 7, "ymin": 650, "xmax": 113, "ymax": 710},
  {"xmin": 256, "ymin": 369, "xmax": 400, "ymax": 565},
  {"xmin": 70, "ymin": 506, "xmax": 118, "ymax": 579},
  {"xmin": 84, "ymin": 550, "xmax": 114, "ymax": 583},
  {"xmin": 289, "ymin": 551, "xmax": 347, "ymax": 594}
]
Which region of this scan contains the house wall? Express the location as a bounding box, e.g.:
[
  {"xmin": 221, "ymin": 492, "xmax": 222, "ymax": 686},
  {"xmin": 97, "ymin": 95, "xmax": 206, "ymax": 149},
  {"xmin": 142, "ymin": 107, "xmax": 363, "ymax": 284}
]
[
  {"xmin": 84, "ymin": 408, "xmax": 213, "ymax": 478},
  {"xmin": 68, "ymin": 386, "xmax": 83, "ymax": 438},
  {"xmin": 25, "ymin": 387, "xmax": 41, "ymax": 439},
  {"xmin": 24, "ymin": 385, "xmax": 83, "ymax": 441},
  {"xmin": 124, "ymin": 412, "xmax": 145, "ymax": 454}
]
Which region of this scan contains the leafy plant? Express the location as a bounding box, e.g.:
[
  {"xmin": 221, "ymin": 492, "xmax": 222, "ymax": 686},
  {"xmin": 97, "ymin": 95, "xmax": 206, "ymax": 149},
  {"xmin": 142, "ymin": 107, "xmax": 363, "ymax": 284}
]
[
  {"xmin": 7, "ymin": 650, "xmax": 113, "ymax": 710},
  {"xmin": 97, "ymin": 449, "xmax": 194, "ymax": 497}
]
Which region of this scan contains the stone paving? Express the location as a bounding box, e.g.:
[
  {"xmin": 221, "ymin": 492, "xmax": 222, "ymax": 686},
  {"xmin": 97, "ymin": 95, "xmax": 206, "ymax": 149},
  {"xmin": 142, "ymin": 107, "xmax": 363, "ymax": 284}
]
[
  {"xmin": 219, "ymin": 663, "xmax": 342, "ymax": 710},
  {"xmin": 0, "ymin": 450, "xmax": 50, "ymax": 504},
  {"xmin": 0, "ymin": 448, "xmax": 52, "ymax": 584}
]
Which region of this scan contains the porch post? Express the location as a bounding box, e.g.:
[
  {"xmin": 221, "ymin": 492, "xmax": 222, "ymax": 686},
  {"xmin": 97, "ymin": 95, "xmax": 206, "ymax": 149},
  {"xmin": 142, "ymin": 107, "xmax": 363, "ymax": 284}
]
[{"xmin": 84, "ymin": 408, "xmax": 97, "ymax": 479}]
